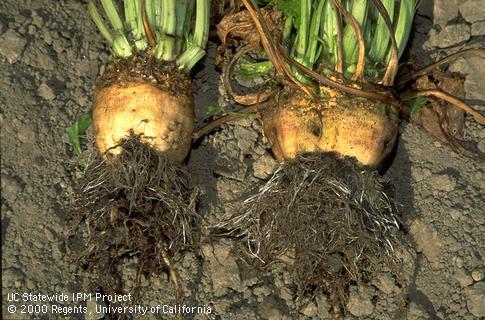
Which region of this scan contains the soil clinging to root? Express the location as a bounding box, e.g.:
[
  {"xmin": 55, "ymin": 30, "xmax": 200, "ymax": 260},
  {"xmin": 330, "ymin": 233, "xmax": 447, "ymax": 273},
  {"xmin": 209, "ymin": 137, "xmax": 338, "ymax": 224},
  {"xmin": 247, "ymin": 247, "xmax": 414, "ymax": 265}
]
[
  {"xmin": 218, "ymin": 152, "xmax": 406, "ymax": 302},
  {"xmin": 71, "ymin": 135, "xmax": 198, "ymax": 298},
  {"xmin": 98, "ymin": 51, "xmax": 192, "ymax": 97}
]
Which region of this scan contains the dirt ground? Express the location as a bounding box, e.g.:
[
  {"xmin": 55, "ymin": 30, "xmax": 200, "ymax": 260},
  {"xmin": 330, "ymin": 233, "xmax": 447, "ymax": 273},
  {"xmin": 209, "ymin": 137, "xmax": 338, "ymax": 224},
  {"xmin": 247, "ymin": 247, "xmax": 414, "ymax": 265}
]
[{"xmin": 1, "ymin": 0, "xmax": 484, "ymax": 319}]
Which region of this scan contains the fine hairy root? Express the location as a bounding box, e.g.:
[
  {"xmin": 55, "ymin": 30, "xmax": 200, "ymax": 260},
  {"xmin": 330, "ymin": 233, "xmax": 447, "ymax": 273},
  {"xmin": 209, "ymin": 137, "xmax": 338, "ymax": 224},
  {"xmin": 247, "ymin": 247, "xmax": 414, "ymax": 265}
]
[
  {"xmin": 71, "ymin": 134, "xmax": 198, "ymax": 297},
  {"xmin": 218, "ymin": 152, "xmax": 404, "ymax": 302}
]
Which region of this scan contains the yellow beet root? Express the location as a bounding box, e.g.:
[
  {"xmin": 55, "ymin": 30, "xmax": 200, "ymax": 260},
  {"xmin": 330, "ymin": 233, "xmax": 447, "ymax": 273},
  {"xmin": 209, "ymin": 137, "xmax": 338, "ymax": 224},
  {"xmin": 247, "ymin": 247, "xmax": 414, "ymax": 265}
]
[
  {"xmin": 261, "ymin": 90, "xmax": 399, "ymax": 168},
  {"xmin": 92, "ymin": 82, "xmax": 194, "ymax": 163}
]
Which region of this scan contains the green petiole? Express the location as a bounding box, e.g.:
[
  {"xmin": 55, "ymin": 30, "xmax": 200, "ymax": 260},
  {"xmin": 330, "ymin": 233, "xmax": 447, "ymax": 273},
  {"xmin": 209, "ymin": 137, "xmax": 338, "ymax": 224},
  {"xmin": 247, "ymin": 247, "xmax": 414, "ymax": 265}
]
[
  {"xmin": 192, "ymin": 0, "xmax": 210, "ymax": 49},
  {"xmin": 88, "ymin": 0, "xmax": 132, "ymax": 57},
  {"xmin": 88, "ymin": 1, "xmax": 114, "ymax": 45},
  {"xmin": 282, "ymin": 15, "xmax": 293, "ymax": 46},
  {"xmin": 176, "ymin": 46, "xmax": 206, "ymax": 71},
  {"xmin": 322, "ymin": 0, "xmax": 337, "ymax": 64},
  {"xmin": 161, "ymin": 0, "xmax": 176, "ymax": 36},
  {"xmin": 144, "ymin": 0, "xmax": 156, "ymax": 32},
  {"xmin": 154, "ymin": 0, "xmax": 176, "ymax": 61},
  {"xmin": 305, "ymin": 0, "xmax": 325, "ymax": 68},
  {"xmin": 153, "ymin": 0, "xmax": 162, "ymax": 32},
  {"xmin": 393, "ymin": 0, "xmax": 417, "ymax": 59},
  {"xmin": 88, "ymin": 0, "xmax": 209, "ymax": 72},
  {"xmin": 342, "ymin": 0, "xmax": 368, "ymax": 68},
  {"xmin": 124, "ymin": 0, "xmax": 147, "ymax": 50},
  {"xmin": 368, "ymin": 0, "xmax": 394, "ymax": 63},
  {"xmin": 177, "ymin": 0, "xmax": 209, "ymax": 71},
  {"xmin": 293, "ymin": 0, "xmax": 311, "ymax": 66},
  {"xmin": 273, "ymin": 0, "xmax": 418, "ymax": 83},
  {"xmin": 174, "ymin": 0, "xmax": 193, "ymax": 53},
  {"xmin": 100, "ymin": 0, "xmax": 124, "ymax": 34}
]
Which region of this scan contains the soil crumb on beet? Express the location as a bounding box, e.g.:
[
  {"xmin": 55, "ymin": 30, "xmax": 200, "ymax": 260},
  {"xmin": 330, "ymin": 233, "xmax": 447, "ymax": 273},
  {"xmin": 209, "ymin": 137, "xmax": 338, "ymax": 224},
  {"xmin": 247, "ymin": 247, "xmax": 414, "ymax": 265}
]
[
  {"xmin": 70, "ymin": 134, "xmax": 198, "ymax": 298},
  {"xmin": 217, "ymin": 152, "xmax": 407, "ymax": 305},
  {"xmin": 98, "ymin": 51, "xmax": 192, "ymax": 97}
]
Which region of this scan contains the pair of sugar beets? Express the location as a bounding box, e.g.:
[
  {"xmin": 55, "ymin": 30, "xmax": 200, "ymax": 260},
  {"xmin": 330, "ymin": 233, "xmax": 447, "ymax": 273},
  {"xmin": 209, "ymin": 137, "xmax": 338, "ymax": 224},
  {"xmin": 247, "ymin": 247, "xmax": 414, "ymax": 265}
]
[
  {"xmin": 82, "ymin": 0, "xmax": 420, "ymax": 300},
  {"xmin": 89, "ymin": 0, "xmax": 408, "ymax": 167},
  {"xmin": 92, "ymin": 0, "xmax": 416, "ymax": 166}
]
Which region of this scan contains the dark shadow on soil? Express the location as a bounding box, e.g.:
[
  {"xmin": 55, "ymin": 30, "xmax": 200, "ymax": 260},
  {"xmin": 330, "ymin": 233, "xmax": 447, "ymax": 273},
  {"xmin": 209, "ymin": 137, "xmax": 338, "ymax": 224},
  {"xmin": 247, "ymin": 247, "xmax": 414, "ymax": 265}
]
[
  {"xmin": 385, "ymin": 2, "xmax": 446, "ymax": 316},
  {"xmin": 179, "ymin": 42, "xmax": 221, "ymax": 319},
  {"xmin": 385, "ymin": 123, "xmax": 416, "ymax": 225},
  {"xmin": 188, "ymin": 41, "xmax": 221, "ymax": 211},
  {"xmin": 1, "ymin": 217, "xmax": 11, "ymax": 248},
  {"xmin": 191, "ymin": 42, "xmax": 222, "ymax": 129},
  {"xmin": 408, "ymin": 254, "xmax": 443, "ymax": 320},
  {"xmin": 384, "ymin": 127, "xmax": 438, "ymax": 318}
]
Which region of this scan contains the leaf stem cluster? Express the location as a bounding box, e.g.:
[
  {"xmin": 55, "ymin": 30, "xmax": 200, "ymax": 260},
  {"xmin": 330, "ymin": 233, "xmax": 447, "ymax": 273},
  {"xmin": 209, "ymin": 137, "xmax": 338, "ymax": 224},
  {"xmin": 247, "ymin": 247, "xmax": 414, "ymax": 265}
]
[{"xmin": 88, "ymin": 0, "xmax": 210, "ymax": 71}]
